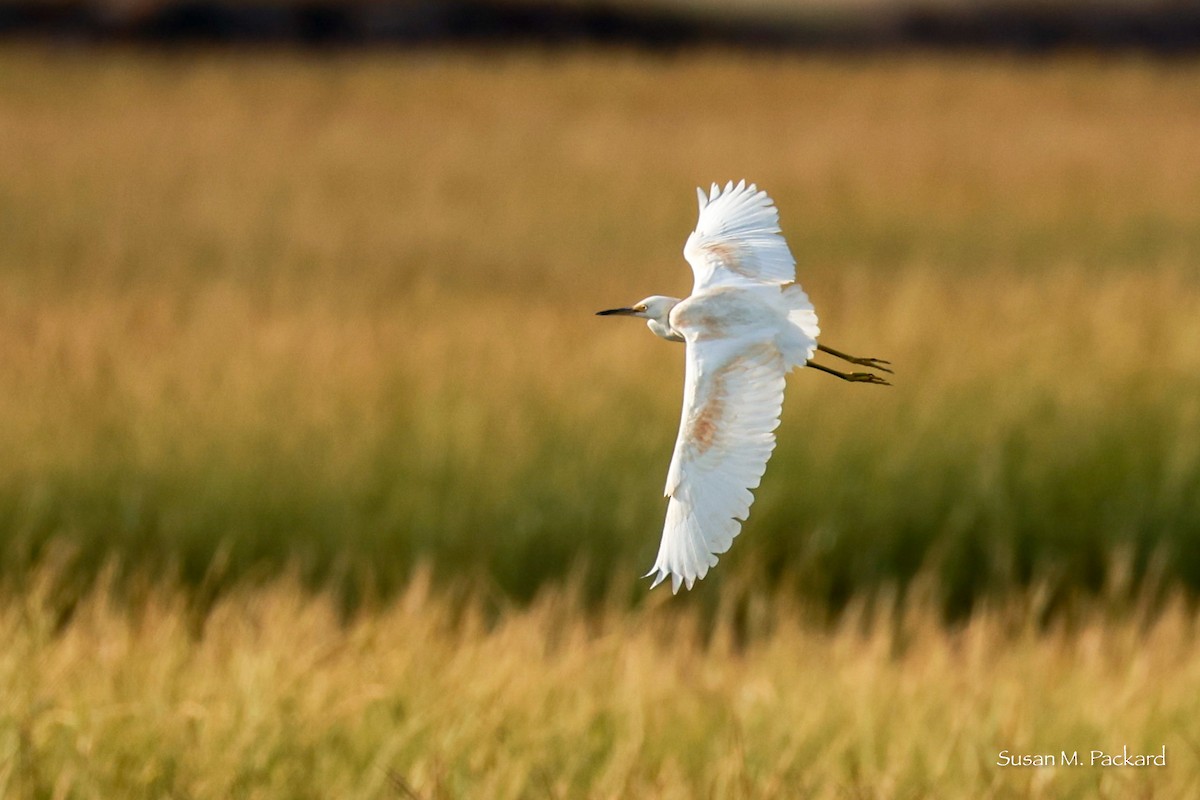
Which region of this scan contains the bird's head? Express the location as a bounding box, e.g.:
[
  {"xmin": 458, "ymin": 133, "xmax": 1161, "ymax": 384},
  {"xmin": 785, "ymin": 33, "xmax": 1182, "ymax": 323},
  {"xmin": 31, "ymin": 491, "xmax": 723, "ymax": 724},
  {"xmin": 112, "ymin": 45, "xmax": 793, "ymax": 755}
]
[
  {"xmin": 595, "ymin": 295, "xmax": 678, "ymax": 323},
  {"xmin": 596, "ymin": 296, "xmax": 684, "ymax": 343}
]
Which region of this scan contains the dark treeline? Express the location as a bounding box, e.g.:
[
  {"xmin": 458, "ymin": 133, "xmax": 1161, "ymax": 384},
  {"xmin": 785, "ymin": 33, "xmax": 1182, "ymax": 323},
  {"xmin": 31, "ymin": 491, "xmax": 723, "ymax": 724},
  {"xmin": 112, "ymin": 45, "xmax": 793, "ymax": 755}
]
[{"xmin": 3, "ymin": 0, "xmax": 1200, "ymax": 53}]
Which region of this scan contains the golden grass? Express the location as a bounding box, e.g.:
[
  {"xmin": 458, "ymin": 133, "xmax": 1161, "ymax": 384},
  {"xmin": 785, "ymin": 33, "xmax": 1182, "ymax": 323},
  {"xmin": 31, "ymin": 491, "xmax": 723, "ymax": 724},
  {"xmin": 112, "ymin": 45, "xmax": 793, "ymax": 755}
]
[
  {"xmin": 3, "ymin": 571, "xmax": 1200, "ymax": 799},
  {"xmin": 2, "ymin": 49, "xmax": 1200, "ymax": 603}
]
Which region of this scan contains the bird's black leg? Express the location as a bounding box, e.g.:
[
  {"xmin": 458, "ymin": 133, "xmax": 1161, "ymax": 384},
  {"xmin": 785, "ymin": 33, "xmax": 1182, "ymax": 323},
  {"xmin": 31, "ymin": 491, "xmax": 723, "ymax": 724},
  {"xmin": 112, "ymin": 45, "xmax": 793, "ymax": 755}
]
[
  {"xmin": 806, "ymin": 361, "xmax": 891, "ymax": 386},
  {"xmin": 817, "ymin": 344, "xmax": 893, "ymax": 374}
]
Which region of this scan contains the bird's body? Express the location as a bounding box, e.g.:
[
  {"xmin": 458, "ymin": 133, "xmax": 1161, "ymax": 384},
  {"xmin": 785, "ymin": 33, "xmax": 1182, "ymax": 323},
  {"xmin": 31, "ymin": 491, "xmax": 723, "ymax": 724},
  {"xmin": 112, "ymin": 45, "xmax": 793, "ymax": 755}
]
[{"xmin": 598, "ymin": 181, "xmax": 889, "ymax": 592}]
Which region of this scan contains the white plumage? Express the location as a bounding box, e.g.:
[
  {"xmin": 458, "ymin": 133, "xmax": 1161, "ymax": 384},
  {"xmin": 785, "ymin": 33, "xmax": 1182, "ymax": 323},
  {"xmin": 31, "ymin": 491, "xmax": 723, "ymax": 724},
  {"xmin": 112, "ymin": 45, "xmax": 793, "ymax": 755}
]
[
  {"xmin": 597, "ymin": 180, "xmax": 889, "ymax": 592},
  {"xmin": 684, "ymin": 181, "xmax": 800, "ymax": 292}
]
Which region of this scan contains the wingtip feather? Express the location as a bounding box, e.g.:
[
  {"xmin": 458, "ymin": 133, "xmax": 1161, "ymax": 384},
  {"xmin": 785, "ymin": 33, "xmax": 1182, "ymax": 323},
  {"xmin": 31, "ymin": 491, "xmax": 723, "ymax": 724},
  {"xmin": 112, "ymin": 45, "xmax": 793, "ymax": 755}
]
[{"xmin": 646, "ymin": 567, "xmax": 666, "ymax": 590}]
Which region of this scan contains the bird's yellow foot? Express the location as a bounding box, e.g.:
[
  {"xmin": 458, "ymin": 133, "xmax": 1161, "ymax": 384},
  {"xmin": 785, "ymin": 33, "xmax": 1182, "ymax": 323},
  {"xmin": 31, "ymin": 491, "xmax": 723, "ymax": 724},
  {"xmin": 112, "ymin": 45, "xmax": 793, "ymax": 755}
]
[
  {"xmin": 847, "ymin": 356, "xmax": 893, "ymax": 374},
  {"xmin": 816, "ymin": 344, "xmax": 894, "ymax": 375},
  {"xmin": 847, "ymin": 372, "xmax": 891, "ymax": 385}
]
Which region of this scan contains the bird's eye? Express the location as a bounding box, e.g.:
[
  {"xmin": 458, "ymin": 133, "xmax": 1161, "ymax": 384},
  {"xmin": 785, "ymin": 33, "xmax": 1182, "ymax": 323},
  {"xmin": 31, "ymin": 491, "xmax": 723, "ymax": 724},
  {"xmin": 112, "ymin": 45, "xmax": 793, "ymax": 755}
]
[{"xmin": 635, "ymin": 305, "xmax": 647, "ymax": 312}]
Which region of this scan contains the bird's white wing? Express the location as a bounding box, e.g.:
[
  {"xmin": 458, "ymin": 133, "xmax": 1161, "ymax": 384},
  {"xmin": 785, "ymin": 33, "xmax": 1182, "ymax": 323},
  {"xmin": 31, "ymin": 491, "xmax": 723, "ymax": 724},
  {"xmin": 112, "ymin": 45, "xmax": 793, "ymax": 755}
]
[
  {"xmin": 647, "ymin": 333, "xmax": 787, "ymax": 593},
  {"xmin": 684, "ymin": 180, "xmax": 797, "ymax": 293}
]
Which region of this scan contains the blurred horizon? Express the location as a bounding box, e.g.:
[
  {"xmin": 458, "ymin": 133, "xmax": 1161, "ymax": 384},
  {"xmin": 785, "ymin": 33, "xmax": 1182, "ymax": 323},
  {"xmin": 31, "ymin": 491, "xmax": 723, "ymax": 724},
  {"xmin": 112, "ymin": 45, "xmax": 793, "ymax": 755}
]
[{"xmin": 3, "ymin": 0, "xmax": 1200, "ymax": 53}]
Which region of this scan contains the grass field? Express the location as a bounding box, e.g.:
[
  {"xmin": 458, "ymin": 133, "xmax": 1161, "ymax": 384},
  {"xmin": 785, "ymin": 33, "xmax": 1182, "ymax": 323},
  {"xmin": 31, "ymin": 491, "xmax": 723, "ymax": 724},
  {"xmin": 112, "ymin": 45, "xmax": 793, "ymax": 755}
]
[
  {"xmin": 4, "ymin": 569, "xmax": 1200, "ymax": 799},
  {"xmin": 3, "ymin": 46, "xmax": 1200, "ymax": 797}
]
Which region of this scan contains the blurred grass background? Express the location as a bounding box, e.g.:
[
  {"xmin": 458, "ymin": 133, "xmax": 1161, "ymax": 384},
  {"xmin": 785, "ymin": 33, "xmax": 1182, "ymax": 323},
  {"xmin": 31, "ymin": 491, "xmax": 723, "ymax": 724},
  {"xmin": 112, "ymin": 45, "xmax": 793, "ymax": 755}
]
[{"xmin": 2, "ymin": 49, "xmax": 1200, "ymax": 616}]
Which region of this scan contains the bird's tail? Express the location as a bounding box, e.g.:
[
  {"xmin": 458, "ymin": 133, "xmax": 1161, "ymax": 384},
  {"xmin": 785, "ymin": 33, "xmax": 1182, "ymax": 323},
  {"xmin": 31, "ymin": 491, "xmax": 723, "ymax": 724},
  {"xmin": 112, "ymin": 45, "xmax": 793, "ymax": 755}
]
[{"xmin": 781, "ymin": 282, "xmax": 820, "ymax": 367}]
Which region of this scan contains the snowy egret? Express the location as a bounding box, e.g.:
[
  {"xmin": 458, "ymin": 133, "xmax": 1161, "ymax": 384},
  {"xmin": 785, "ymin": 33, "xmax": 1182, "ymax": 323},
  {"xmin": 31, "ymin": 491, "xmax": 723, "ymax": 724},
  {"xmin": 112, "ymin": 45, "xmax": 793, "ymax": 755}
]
[{"xmin": 597, "ymin": 180, "xmax": 891, "ymax": 592}]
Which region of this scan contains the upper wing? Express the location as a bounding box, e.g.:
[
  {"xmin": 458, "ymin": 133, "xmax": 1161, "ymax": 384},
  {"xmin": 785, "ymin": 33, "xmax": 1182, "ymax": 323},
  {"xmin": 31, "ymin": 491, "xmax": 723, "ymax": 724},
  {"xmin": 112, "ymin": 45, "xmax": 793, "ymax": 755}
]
[
  {"xmin": 683, "ymin": 180, "xmax": 797, "ymax": 293},
  {"xmin": 647, "ymin": 333, "xmax": 787, "ymax": 593}
]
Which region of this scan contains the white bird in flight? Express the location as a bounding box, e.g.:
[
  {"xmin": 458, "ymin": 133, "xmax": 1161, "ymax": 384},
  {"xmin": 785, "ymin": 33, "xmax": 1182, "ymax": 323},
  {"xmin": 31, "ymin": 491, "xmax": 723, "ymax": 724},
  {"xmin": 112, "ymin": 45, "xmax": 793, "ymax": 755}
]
[{"xmin": 598, "ymin": 180, "xmax": 891, "ymax": 593}]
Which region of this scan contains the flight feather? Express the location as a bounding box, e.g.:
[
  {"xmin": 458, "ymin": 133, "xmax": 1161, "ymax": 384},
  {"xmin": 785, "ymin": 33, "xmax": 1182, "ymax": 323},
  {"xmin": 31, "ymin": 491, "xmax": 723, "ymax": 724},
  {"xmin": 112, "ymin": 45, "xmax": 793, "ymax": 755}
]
[
  {"xmin": 647, "ymin": 320, "xmax": 788, "ymax": 593},
  {"xmin": 684, "ymin": 179, "xmax": 797, "ymax": 293}
]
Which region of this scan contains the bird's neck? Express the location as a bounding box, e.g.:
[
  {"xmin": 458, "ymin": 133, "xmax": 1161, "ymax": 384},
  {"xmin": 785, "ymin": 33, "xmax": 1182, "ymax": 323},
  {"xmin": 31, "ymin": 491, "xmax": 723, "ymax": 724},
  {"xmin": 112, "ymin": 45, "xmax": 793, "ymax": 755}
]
[
  {"xmin": 644, "ymin": 297, "xmax": 684, "ymax": 342},
  {"xmin": 647, "ymin": 317, "xmax": 684, "ymax": 343}
]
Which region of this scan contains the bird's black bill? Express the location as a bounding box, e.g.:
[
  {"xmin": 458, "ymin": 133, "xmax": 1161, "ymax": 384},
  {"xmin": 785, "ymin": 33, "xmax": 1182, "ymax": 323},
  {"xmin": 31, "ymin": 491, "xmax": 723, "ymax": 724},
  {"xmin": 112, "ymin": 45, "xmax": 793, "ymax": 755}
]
[{"xmin": 596, "ymin": 307, "xmax": 637, "ymax": 316}]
